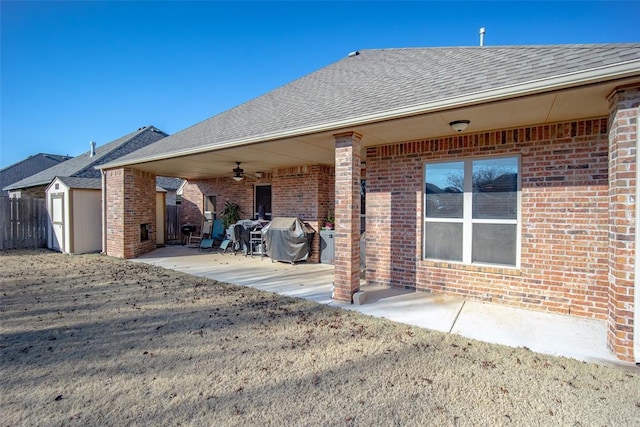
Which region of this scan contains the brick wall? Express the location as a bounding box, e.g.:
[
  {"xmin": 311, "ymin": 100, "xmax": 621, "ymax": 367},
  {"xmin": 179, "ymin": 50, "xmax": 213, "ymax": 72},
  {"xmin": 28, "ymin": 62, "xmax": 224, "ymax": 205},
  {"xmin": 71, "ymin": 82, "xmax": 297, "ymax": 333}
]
[
  {"xmin": 273, "ymin": 164, "xmax": 334, "ymax": 263},
  {"xmin": 607, "ymin": 86, "xmax": 639, "ymax": 361},
  {"xmin": 180, "ymin": 176, "xmax": 259, "ymax": 230},
  {"xmin": 9, "ymin": 185, "xmax": 47, "ymax": 199},
  {"xmin": 366, "ymin": 118, "xmax": 611, "ymax": 320},
  {"xmin": 105, "ymin": 167, "xmax": 156, "ymax": 259}
]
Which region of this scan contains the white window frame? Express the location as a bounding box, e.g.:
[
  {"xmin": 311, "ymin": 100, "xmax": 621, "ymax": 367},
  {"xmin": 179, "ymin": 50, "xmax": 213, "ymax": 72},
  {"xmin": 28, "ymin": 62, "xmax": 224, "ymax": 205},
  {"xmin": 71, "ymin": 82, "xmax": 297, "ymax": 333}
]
[{"xmin": 423, "ymin": 155, "xmax": 521, "ymax": 268}]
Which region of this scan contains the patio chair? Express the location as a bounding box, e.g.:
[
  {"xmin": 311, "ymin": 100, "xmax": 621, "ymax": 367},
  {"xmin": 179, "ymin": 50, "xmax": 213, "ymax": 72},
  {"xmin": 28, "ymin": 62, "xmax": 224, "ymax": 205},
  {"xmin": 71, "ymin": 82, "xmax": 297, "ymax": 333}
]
[
  {"xmin": 188, "ymin": 221, "xmax": 212, "ymax": 247},
  {"xmin": 198, "ymin": 219, "xmax": 226, "ymax": 252},
  {"xmin": 211, "ymin": 219, "xmax": 225, "ymax": 242}
]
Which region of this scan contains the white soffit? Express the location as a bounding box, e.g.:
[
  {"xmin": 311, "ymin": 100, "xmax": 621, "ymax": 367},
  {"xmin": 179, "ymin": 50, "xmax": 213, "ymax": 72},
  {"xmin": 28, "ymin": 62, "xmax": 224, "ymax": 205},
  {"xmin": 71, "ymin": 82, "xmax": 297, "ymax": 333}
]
[{"xmin": 112, "ymin": 73, "xmax": 640, "ymax": 179}]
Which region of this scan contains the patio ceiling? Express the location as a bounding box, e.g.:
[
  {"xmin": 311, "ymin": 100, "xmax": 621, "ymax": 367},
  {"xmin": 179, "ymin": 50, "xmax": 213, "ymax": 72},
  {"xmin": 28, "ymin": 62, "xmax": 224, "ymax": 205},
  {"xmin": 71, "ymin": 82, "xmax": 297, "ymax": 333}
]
[{"xmin": 130, "ymin": 76, "xmax": 640, "ymax": 181}]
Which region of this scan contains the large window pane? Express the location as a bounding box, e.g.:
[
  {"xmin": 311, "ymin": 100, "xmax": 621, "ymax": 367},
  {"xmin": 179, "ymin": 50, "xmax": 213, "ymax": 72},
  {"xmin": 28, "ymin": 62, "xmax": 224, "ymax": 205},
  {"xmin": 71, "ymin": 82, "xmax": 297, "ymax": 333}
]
[
  {"xmin": 425, "ymin": 222, "xmax": 463, "ymax": 261},
  {"xmin": 204, "ymin": 195, "xmax": 216, "ymax": 220},
  {"xmin": 472, "ymin": 224, "xmax": 516, "ymax": 265},
  {"xmin": 424, "ymin": 157, "xmax": 519, "ymax": 267},
  {"xmin": 425, "ymin": 162, "xmax": 464, "ymax": 218},
  {"xmin": 472, "ymin": 158, "xmax": 518, "ymax": 219}
]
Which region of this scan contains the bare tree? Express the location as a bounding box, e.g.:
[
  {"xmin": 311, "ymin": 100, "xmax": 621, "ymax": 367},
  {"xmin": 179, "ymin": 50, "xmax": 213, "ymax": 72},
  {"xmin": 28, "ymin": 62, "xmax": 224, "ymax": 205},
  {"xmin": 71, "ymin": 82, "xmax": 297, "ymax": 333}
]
[{"xmin": 446, "ymin": 166, "xmax": 512, "ymax": 192}]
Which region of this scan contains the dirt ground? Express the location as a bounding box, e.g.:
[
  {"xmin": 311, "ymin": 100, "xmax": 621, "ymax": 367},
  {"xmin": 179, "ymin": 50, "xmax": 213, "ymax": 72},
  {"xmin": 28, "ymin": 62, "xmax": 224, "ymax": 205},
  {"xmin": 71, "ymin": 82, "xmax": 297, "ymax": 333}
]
[{"xmin": 1, "ymin": 249, "xmax": 639, "ymax": 426}]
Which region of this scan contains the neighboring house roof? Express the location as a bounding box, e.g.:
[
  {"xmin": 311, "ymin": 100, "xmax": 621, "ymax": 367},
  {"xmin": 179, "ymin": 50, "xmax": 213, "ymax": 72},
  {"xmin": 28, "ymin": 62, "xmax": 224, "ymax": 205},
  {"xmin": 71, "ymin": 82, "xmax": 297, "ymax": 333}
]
[
  {"xmin": 4, "ymin": 126, "xmax": 168, "ymax": 191},
  {"xmin": 103, "ymin": 44, "xmax": 640, "ymax": 167},
  {"xmin": 156, "ymin": 176, "xmax": 184, "ymax": 191},
  {"xmin": 0, "ymin": 153, "xmax": 73, "ymax": 194}
]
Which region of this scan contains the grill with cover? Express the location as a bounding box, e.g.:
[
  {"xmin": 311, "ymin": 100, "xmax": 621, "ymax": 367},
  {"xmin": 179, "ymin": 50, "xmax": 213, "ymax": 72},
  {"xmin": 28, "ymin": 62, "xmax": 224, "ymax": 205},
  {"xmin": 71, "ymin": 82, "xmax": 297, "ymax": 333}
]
[{"xmin": 262, "ymin": 217, "xmax": 315, "ymax": 263}]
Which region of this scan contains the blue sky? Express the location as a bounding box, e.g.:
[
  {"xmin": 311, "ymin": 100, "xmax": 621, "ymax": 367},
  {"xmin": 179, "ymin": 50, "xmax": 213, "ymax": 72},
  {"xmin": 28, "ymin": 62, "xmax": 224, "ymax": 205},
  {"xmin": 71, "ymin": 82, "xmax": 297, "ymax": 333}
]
[{"xmin": 1, "ymin": 1, "xmax": 639, "ymax": 168}]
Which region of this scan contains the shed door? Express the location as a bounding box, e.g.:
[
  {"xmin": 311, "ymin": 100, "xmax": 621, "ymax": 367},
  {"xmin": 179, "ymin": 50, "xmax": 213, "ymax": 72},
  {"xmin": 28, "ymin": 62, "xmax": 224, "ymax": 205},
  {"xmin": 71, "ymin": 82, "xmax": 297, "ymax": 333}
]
[{"xmin": 51, "ymin": 194, "xmax": 64, "ymax": 252}]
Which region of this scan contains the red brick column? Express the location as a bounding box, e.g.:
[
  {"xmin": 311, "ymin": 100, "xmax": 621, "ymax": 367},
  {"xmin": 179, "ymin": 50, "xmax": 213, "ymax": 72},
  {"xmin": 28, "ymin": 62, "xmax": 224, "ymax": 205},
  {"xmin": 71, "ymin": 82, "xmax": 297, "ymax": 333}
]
[
  {"xmin": 105, "ymin": 168, "xmax": 125, "ymax": 258},
  {"xmin": 607, "ymin": 85, "xmax": 639, "ymax": 361},
  {"xmin": 105, "ymin": 167, "xmax": 157, "ymax": 259},
  {"xmin": 333, "ymin": 132, "xmax": 362, "ymax": 303}
]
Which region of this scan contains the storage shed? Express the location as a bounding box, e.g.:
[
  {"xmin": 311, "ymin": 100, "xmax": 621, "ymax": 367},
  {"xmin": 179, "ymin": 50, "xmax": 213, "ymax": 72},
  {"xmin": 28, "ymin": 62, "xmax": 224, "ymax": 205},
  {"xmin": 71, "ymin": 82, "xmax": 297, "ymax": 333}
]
[
  {"xmin": 45, "ymin": 176, "xmax": 166, "ymax": 254},
  {"xmin": 46, "ymin": 177, "xmax": 102, "ymax": 254}
]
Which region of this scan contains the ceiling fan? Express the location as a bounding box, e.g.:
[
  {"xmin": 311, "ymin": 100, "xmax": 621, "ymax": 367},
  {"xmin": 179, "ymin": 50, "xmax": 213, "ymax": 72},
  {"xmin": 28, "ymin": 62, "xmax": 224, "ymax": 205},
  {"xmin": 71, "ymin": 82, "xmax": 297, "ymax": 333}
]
[
  {"xmin": 231, "ymin": 162, "xmax": 261, "ymax": 181},
  {"xmin": 232, "ymin": 162, "xmax": 244, "ymax": 181}
]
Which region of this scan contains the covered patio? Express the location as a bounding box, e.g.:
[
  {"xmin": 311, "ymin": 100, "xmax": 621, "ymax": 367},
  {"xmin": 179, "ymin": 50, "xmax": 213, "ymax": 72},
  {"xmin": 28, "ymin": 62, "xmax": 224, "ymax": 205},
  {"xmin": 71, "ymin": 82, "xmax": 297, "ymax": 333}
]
[{"xmin": 133, "ymin": 245, "xmax": 628, "ymax": 367}]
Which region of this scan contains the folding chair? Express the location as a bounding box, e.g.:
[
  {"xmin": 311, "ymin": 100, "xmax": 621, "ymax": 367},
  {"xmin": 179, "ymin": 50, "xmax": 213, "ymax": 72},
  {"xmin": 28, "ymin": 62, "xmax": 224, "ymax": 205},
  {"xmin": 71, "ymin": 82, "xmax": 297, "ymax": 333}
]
[
  {"xmin": 198, "ymin": 237, "xmax": 215, "ymax": 252},
  {"xmin": 198, "ymin": 219, "xmax": 226, "ymax": 252},
  {"xmin": 211, "ymin": 219, "xmax": 225, "ymax": 241},
  {"xmin": 188, "ymin": 221, "xmax": 212, "ymax": 247}
]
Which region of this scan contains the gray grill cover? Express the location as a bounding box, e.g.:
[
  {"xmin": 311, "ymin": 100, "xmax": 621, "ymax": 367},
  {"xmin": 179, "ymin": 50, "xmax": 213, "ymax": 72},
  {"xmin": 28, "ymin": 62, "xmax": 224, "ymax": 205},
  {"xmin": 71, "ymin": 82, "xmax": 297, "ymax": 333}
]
[{"xmin": 263, "ymin": 217, "xmax": 315, "ymax": 263}]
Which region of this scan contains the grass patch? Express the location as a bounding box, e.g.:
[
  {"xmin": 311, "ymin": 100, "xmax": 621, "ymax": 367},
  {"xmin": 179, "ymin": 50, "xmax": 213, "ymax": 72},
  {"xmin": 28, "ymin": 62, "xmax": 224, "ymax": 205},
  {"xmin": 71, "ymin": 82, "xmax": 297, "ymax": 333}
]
[{"xmin": 1, "ymin": 249, "xmax": 639, "ymax": 426}]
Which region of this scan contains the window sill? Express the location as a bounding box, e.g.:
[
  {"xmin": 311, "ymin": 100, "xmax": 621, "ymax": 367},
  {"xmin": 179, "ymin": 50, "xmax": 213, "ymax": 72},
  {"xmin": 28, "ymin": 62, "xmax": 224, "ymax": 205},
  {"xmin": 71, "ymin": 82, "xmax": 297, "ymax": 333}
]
[{"xmin": 421, "ymin": 259, "xmax": 521, "ymax": 276}]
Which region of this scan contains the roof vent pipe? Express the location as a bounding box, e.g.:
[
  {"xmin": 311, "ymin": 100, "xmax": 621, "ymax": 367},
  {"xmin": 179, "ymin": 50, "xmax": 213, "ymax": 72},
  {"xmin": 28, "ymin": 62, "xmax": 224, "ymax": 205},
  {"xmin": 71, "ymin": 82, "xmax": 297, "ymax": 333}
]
[
  {"xmin": 479, "ymin": 27, "xmax": 486, "ymax": 47},
  {"xmin": 90, "ymin": 140, "xmax": 96, "ymax": 157}
]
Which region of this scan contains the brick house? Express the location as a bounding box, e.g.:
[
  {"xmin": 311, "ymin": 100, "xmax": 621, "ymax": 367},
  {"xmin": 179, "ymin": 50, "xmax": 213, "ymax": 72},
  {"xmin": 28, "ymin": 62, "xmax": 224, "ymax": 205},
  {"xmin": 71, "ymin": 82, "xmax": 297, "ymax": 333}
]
[
  {"xmin": 4, "ymin": 126, "xmax": 169, "ymax": 198},
  {"xmin": 99, "ymin": 44, "xmax": 640, "ymax": 362},
  {"xmin": 0, "ymin": 153, "xmax": 73, "ymax": 198}
]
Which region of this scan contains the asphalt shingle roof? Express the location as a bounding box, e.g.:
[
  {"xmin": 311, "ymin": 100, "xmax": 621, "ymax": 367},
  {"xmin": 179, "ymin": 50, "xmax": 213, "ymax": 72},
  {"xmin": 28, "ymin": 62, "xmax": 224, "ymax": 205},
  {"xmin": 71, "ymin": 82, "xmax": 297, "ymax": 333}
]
[
  {"xmin": 0, "ymin": 153, "xmax": 72, "ymax": 194},
  {"xmin": 4, "ymin": 126, "xmax": 168, "ymax": 191},
  {"xmin": 156, "ymin": 176, "xmax": 184, "ymax": 191},
  {"xmin": 109, "ymin": 44, "xmax": 640, "ymax": 165},
  {"xmin": 53, "ymin": 176, "xmax": 167, "ymax": 192},
  {"xmin": 56, "ymin": 177, "xmax": 102, "ymax": 190}
]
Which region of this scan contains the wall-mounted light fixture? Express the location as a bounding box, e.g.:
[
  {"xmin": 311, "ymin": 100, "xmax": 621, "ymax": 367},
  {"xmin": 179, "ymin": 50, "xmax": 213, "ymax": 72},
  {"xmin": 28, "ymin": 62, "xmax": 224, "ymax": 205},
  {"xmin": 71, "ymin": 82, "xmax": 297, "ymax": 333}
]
[
  {"xmin": 255, "ymin": 171, "xmax": 263, "ymax": 179},
  {"xmin": 449, "ymin": 120, "xmax": 470, "ymax": 133}
]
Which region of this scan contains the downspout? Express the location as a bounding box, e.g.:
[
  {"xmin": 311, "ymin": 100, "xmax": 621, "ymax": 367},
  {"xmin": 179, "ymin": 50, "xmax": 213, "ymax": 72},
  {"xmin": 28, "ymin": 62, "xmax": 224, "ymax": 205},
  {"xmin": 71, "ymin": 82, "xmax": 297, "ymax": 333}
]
[
  {"xmin": 635, "ymin": 107, "xmax": 640, "ymax": 365},
  {"xmin": 101, "ymin": 169, "xmax": 107, "ymax": 255}
]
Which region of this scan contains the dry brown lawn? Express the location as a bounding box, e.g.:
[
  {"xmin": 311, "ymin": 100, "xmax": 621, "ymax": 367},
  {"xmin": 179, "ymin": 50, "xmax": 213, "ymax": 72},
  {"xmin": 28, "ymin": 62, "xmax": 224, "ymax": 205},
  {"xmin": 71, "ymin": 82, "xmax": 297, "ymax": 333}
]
[{"xmin": 1, "ymin": 249, "xmax": 639, "ymax": 426}]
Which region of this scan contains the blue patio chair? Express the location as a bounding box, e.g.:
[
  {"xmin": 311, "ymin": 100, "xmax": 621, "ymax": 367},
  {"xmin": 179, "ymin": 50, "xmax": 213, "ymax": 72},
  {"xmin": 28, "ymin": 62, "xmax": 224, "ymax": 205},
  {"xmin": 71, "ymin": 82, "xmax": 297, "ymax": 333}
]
[{"xmin": 212, "ymin": 219, "xmax": 225, "ymax": 241}]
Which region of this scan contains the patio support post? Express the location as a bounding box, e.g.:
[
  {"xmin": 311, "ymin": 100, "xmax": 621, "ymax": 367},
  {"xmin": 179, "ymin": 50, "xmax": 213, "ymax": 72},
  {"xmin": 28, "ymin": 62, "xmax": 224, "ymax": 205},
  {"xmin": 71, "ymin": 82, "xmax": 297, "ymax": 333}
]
[
  {"xmin": 607, "ymin": 85, "xmax": 640, "ymax": 362},
  {"xmin": 105, "ymin": 167, "xmax": 157, "ymax": 259},
  {"xmin": 333, "ymin": 132, "xmax": 362, "ymax": 303}
]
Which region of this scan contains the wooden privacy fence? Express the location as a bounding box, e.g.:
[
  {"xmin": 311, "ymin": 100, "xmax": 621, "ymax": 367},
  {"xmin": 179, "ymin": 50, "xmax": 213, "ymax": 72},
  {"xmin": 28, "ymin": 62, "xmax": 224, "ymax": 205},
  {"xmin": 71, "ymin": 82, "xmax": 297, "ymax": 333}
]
[
  {"xmin": 1, "ymin": 198, "xmax": 181, "ymax": 250},
  {"xmin": 0, "ymin": 197, "xmax": 48, "ymax": 250},
  {"xmin": 166, "ymin": 204, "xmax": 181, "ymax": 242}
]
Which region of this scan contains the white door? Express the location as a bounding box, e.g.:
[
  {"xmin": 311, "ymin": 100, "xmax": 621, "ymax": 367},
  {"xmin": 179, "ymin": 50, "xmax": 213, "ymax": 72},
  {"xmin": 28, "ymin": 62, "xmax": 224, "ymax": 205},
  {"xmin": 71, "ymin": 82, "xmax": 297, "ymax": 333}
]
[{"xmin": 51, "ymin": 195, "xmax": 64, "ymax": 252}]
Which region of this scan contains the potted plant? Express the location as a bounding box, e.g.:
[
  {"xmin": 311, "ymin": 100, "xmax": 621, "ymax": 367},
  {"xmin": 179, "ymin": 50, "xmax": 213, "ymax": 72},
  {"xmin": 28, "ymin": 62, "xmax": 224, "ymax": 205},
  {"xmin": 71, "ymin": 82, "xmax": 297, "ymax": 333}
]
[
  {"xmin": 220, "ymin": 201, "xmax": 242, "ymax": 228},
  {"xmin": 324, "ymin": 210, "xmax": 335, "ymax": 230}
]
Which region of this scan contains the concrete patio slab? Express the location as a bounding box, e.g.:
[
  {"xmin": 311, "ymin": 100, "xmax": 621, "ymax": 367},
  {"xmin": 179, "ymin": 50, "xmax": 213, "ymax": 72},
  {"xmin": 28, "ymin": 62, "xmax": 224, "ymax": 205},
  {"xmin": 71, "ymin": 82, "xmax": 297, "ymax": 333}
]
[
  {"xmin": 342, "ymin": 284, "xmax": 465, "ymax": 334},
  {"xmin": 134, "ymin": 246, "xmax": 633, "ymax": 369},
  {"xmin": 451, "ymin": 301, "xmax": 615, "ymax": 365},
  {"xmin": 136, "ymin": 246, "xmax": 336, "ymax": 305}
]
